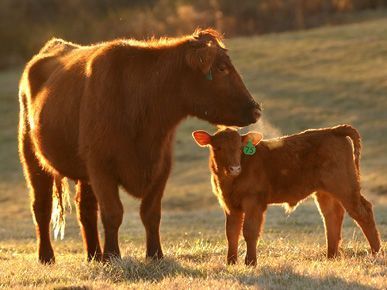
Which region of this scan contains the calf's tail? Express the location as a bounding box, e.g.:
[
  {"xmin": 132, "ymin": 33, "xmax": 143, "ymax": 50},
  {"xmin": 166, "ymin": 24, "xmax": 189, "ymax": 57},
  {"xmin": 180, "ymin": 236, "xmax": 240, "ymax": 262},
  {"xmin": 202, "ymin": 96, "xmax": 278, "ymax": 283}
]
[
  {"xmin": 332, "ymin": 124, "xmax": 361, "ymax": 173},
  {"xmin": 52, "ymin": 176, "xmax": 71, "ymax": 240}
]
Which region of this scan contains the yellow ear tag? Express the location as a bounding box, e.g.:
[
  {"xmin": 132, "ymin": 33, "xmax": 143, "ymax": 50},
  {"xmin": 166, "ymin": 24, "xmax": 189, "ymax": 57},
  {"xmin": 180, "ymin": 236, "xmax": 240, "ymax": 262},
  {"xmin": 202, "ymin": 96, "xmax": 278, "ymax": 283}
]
[{"xmin": 243, "ymin": 140, "xmax": 256, "ymax": 155}]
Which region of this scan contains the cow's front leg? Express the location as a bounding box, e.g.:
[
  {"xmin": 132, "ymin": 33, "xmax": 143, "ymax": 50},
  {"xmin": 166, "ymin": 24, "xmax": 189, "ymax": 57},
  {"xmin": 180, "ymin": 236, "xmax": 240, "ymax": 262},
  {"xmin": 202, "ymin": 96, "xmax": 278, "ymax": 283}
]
[
  {"xmin": 242, "ymin": 197, "xmax": 267, "ymax": 266},
  {"xmin": 140, "ymin": 175, "xmax": 169, "ymax": 260}
]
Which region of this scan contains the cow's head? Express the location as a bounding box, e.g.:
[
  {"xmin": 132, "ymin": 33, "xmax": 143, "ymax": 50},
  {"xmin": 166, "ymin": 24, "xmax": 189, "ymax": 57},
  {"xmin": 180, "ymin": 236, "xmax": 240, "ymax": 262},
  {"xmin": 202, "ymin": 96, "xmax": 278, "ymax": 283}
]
[
  {"xmin": 181, "ymin": 29, "xmax": 261, "ymax": 127},
  {"xmin": 192, "ymin": 128, "xmax": 263, "ymax": 177}
]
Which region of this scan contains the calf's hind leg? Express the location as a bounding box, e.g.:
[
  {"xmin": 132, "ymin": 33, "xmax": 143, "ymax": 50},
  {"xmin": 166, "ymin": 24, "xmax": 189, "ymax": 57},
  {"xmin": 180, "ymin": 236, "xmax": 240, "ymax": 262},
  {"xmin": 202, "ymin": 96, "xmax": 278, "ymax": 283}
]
[
  {"xmin": 342, "ymin": 195, "xmax": 381, "ymax": 255},
  {"xmin": 20, "ymin": 134, "xmax": 55, "ymax": 264},
  {"xmin": 315, "ymin": 192, "xmax": 345, "ymax": 258},
  {"xmin": 75, "ymin": 181, "xmax": 102, "ymax": 261}
]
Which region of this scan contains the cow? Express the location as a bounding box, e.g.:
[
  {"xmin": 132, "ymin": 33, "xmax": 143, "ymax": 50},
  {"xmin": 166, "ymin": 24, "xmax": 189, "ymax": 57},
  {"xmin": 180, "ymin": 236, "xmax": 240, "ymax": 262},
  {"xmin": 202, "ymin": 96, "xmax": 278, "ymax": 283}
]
[
  {"xmin": 18, "ymin": 29, "xmax": 261, "ymax": 264},
  {"xmin": 192, "ymin": 125, "xmax": 381, "ymax": 266}
]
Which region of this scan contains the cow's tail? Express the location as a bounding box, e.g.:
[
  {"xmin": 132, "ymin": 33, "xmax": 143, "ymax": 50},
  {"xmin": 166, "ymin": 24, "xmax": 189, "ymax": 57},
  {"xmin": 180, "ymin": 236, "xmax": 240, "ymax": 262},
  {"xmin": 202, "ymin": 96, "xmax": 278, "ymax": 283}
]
[
  {"xmin": 332, "ymin": 124, "xmax": 361, "ymax": 173},
  {"xmin": 52, "ymin": 176, "xmax": 71, "ymax": 240}
]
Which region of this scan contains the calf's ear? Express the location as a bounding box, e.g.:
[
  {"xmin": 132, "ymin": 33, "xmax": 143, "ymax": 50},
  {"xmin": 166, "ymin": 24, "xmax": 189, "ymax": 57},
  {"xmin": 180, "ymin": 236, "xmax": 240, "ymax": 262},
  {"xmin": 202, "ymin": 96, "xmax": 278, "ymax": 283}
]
[
  {"xmin": 186, "ymin": 41, "xmax": 217, "ymax": 74},
  {"xmin": 241, "ymin": 132, "xmax": 263, "ymax": 146},
  {"xmin": 192, "ymin": 130, "xmax": 212, "ymax": 147}
]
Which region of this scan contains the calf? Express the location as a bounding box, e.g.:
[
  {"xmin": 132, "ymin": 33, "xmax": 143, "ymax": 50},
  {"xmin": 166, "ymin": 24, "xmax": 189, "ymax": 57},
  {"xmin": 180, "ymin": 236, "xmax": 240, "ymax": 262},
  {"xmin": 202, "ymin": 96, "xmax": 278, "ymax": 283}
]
[{"xmin": 193, "ymin": 125, "xmax": 381, "ymax": 265}]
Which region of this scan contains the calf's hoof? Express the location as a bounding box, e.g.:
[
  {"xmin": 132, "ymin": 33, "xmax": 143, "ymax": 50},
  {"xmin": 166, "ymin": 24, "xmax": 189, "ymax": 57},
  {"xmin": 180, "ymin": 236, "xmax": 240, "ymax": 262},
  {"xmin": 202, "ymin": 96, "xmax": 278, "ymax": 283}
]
[
  {"xmin": 102, "ymin": 252, "xmax": 121, "ymax": 263},
  {"xmin": 371, "ymin": 247, "xmax": 383, "ymax": 257},
  {"xmin": 244, "ymin": 256, "xmax": 257, "ymax": 266},
  {"xmin": 327, "ymin": 251, "xmax": 339, "ymax": 259},
  {"xmin": 146, "ymin": 250, "xmax": 164, "ymax": 261}
]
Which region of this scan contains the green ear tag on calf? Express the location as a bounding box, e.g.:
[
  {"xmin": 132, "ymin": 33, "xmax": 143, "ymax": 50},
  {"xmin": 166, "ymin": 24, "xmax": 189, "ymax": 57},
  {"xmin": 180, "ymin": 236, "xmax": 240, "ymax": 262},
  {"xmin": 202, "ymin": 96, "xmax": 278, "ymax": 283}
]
[
  {"xmin": 243, "ymin": 139, "xmax": 256, "ymax": 156},
  {"xmin": 206, "ymin": 69, "xmax": 213, "ymax": 81}
]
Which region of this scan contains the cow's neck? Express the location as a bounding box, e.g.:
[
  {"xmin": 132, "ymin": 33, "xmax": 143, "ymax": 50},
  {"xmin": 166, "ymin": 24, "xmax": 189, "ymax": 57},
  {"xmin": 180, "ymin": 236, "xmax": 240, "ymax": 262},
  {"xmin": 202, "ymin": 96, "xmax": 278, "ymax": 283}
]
[
  {"xmin": 135, "ymin": 90, "xmax": 186, "ymax": 146},
  {"xmin": 121, "ymin": 46, "xmax": 190, "ymax": 185},
  {"xmin": 124, "ymin": 50, "xmax": 188, "ymax": 141}
]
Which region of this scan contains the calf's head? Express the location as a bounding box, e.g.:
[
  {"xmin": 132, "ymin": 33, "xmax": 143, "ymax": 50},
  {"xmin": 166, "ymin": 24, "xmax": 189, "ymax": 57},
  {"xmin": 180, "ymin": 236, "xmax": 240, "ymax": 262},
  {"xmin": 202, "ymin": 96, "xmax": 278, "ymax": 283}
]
[
  {"xmin": 192, "ymin": 128, "xmax": 263, "ymax": 177},
  {"xmin": 181, "ymin": 29, "xmax": 261, "ymax": 127}
]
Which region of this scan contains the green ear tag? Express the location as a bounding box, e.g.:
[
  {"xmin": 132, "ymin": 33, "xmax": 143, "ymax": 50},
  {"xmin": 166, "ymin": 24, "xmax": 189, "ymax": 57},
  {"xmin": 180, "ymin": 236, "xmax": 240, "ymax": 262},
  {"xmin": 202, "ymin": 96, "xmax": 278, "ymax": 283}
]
[
  {"xmin": 243, "ymin": 139, "xmax": 256, "ymax": 156},
  {"xmin": 206, "ymin": 69, "xmax": 213, "ymax": 81}
]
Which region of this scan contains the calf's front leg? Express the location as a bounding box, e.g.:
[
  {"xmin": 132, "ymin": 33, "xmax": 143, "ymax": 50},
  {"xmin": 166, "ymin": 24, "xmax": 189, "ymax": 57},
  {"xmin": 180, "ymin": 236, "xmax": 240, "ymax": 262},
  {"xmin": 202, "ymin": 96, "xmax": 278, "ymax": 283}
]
[
  {"xmin": 242, "ymin": 197, "xmax": 267, "ymax": 266},
  {"xmin": 225, "ymin": 209, "xmax": 243, "ymax": 264}
]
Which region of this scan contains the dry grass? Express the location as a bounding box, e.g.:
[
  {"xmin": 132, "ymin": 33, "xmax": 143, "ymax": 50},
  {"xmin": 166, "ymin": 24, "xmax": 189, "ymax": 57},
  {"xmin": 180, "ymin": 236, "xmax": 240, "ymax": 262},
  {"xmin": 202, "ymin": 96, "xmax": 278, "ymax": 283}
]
[
  {"xmin": 0, "ymin": 203, "xmax": 386, "ymax": 289},
  {"xmin": 1, "ymin": 183, "xmax": 386, "ymax": 289},
  {"xmin": 0, "ymin": 12, "xmax": 387, "ymax": 289}
]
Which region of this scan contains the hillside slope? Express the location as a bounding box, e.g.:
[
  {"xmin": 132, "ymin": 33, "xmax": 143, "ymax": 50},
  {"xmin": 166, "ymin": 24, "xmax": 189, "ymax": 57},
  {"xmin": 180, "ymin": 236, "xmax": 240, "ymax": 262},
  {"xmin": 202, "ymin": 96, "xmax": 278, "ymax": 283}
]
[{"xmin": 0, "ymin": 14, "xmax": 386, "ymax": 289}]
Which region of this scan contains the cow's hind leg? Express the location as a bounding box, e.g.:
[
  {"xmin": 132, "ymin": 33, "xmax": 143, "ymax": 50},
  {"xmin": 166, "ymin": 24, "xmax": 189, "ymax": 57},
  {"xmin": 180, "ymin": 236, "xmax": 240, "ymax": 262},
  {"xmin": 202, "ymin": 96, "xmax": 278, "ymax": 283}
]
[
  {"xmin": 315, "ymin": 191, "xmax": 345, "ymax": 258},
  {"xmin": 20, "ymin": 134, "xmax": 55, "ymax": 264},
  {"xmin": 342, "ymin": 195, "xmax": 381, "ymax": 255},
  {"xmin": 88, "ymin": 163, "xmax": 123, "ymax": 261},
  {"xmin": 75, "ymin": 181, "xmax": 102, "ymax": 261}
]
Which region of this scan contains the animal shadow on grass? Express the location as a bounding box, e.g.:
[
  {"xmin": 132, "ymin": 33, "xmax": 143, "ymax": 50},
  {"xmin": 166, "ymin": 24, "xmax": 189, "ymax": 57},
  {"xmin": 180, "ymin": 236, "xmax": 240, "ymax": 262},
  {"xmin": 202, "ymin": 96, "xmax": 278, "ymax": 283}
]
[
  {"xmin": 101, "ymin": 256, "xmax": 204, "ymax": 283},
  {"xmin": 231, "ymin": 265, "xmax": 378, "ymax": 290}
]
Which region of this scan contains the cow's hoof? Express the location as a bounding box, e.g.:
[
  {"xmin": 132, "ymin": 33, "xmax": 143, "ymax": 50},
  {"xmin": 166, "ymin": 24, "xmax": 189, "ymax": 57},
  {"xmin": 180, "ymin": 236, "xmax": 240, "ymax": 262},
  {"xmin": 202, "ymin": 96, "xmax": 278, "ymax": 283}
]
[
  {"xmin": 88, "ymin": 252, "xmax": 103, "ymax": 262},
  {"xmin": 227, "ymin": 257, "xmax": 237, "ymax": 265},
  {"xmin": 244, "ymin": 256, "xmax": 257, "ymax": 266},
  {"xmin": 327, "ymin": 250, "xmax": 340, "ymax": 259},
  {"xmin": 39, "ymin": 253, "xmax": 55, "ymax": 264}
]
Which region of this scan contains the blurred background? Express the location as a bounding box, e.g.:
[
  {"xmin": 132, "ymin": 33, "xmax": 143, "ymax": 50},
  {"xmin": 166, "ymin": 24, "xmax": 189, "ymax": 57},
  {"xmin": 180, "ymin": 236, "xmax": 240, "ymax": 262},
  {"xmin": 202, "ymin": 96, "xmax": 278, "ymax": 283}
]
[
  {"xmin": 1, "ymin": 0, "xmax": 387, "ymax": 68},
  {"xmin": 1, "ymin": 0, "xmax": 386, "ymax": 204},
  {"xmin": 1, "ymin": 0, "xmax": 387, "ymax": 210}
]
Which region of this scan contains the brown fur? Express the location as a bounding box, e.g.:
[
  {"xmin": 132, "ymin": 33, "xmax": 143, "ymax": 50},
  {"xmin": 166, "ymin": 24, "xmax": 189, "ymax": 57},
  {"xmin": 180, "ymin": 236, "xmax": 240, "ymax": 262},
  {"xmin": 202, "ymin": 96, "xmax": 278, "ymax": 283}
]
[
  {"xmin": 18, "ymin": 29, "xmax": 261, "ymax": 264},
  {"xmin": 193, "ymin": 125, "xmax": 381, "ymax": 266}
]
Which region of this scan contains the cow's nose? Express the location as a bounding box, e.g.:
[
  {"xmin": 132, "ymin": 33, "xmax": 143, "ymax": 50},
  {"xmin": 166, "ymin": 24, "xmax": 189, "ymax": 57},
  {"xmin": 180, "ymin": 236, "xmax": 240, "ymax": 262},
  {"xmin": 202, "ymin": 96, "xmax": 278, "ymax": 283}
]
[
  {"xmin": 253, "ymin": 107, "xmax": 261, "ymax": 120},
  {"xmin": 247, "ymin": 102, "xmax": 261, "ymax": 123},
  {"xmin": 229, "ymin": 165, "xmax": 241, "ymax": 176}
]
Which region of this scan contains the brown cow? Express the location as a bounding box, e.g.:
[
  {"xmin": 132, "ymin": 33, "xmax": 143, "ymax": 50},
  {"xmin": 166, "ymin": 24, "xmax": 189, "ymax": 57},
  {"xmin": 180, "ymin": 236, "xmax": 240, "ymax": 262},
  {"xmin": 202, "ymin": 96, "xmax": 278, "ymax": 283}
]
[
  {"xmin": 193, "ymin": 125, "xmax": 381, "ymax": 265},
  {"xmin": 18, "ymin": 29, "xmax": 261, "ymax": 264}
]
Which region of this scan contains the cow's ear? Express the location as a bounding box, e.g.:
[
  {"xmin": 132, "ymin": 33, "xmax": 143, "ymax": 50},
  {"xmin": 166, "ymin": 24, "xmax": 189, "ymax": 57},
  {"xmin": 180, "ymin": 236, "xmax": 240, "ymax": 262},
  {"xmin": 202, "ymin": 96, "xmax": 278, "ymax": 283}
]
[
  {"xmin": 241, "ymin": 131, "xmax": 263, "ymax": 146},
  {"xmin": 186, "ymin": 41, "xmax": 217, "ymax": 74},
  {"xmin": 192, "ymin": 130, "xmax": 212, "ymax": 147}
]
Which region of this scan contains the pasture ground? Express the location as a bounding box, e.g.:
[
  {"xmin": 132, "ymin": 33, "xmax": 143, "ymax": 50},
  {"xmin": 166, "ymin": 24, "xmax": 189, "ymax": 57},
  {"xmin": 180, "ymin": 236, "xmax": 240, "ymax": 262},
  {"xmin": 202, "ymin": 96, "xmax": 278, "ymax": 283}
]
[{"xmin": 0, "ymin": 11, "xmax": 386, "ymax": 289}]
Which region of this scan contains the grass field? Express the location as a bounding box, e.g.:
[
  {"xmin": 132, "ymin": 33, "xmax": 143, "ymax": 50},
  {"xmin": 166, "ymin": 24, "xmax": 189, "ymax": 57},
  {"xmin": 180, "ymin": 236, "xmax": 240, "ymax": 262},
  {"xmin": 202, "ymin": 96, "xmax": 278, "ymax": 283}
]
[{"xmin": 0, "ymin": 13, "xmax": 386, "ymax": 289}]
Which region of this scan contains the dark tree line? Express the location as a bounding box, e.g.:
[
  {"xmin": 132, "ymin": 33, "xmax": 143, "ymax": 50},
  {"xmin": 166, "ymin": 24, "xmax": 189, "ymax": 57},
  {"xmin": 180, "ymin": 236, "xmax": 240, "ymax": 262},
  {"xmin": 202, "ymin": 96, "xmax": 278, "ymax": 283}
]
[{"xmin": 0, "ymin": 0, "xmax": 386, "ymax": 68}]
